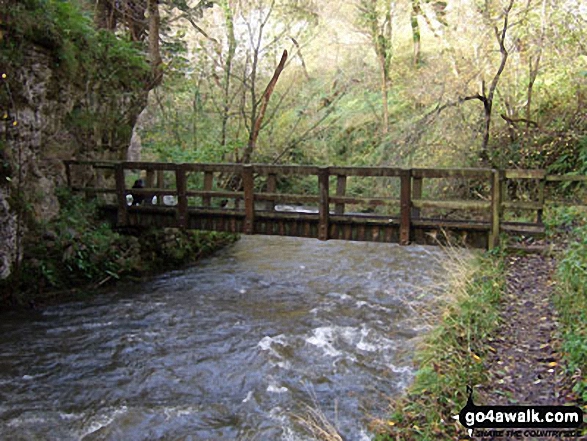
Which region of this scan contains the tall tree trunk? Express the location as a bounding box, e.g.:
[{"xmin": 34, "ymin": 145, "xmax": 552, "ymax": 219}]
[
  {"xmin": 378, "ymin": 53, "xmax": 390, "ymax": 134},
  {"xmin": 242, "ymin": 50, "xmax": 288, "ymax": 164},
  {"xmin": 147, "ymin": 0, "xmax": 163, "ymax": 88},
  {"xmin": 410, "ymin": 0, "xmax": 421, "ymax": 66},
  {"xmin": 220, "ymin": 0, "xmax": 236, "ymax": 151}
]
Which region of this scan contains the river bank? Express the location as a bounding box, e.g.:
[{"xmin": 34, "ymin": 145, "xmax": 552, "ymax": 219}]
[
  {"xmin": 374, "ymin": 207, "xmax": 587, "ymax": 440},
  {"xmin": 0, "ymin": 191, "xmax": 238, "ymax": 310}
]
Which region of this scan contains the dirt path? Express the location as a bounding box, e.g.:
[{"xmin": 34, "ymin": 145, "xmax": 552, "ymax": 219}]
[{"xmin": 477, "ymin": 253, "xmax": 584, "ymax": 439}]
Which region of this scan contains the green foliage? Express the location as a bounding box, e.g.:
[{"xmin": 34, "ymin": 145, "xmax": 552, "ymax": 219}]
[
  {"xmin": 16, "ymin": 190, "xmax": 136, "ymax": 296},
  {"xmin": 2, "ymin": 189, "xmax": 238, "ymax": 306},
  {"xmin": 551, "ymin": 207, "xmax": 587, "ymax": 402},
  {"xmin": 1, "ymin": 0, "xmax": 149, "ymax": 81}
]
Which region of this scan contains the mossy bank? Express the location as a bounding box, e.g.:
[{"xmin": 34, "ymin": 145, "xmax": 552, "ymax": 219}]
[{"xmin": 0, "ymin": 190, "xmax": 238, "ymax": 309}]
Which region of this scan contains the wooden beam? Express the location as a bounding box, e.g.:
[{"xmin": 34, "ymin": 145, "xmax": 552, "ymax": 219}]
[
  {"xmin": 335, "ymin": 175, "xmax": 347, "ymax": 215},
  {"xmin": 156, "ymin": 170, "xmax": 165, "ymax": 205},
  {"xmin": 412, "ymin": 199, "xmax": 491, "ymax": 210},
  {"xmin": 318, "ymin": 167, "xmax": 330, "ymax": 240},
  {"xmin": 203, "ymin": 171, "xmax": 214, "ymax": 207},
  {"xmin": 545, "ymin": 174, "xmax": 587, "ymax": 182},
  {"xmin": 243, "ymin": 164, "xmax": 255, "ymax": 234},
  {"xmin": 399, "ymin": 169, "xmax": 411, "ymax": 245},
  {"xmin": 489, "ymin": 170, "xmax": 502, "ymax": 249},
  {"xmin": 176, "ymin": 164, "xmax": 188, "ymax": 228},
  {"xmin": 265, "ymin": 173, "xmax": 277, "ymax": 211},
  {"xmin": 411, "ymin": 177, "xmax": 423, "ymax": 219},
  {"xmin": 504, "ymin": 169, "xmax": 546, "ymax": 179},
  {"xmin": 114, "ymin": 164, "xmax": 128, "ymax": 226}
]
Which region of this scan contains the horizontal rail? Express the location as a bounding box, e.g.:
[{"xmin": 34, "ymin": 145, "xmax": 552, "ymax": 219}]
[
  {"xmin": 64, "ymin": 160, "xmax": 585, "ymax": 249},
  {"xmin": 412, "ymin": 199, "xmax": 491, "ymax": 211}
]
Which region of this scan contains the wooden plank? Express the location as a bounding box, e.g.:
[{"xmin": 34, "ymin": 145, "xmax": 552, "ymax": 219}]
[
  {"xmin": 203, "ymin": 171, "xmax": 214, "ymax": 207},
  {"xmin": 114, "ymin": 164, "xmax": 128, "ymax": 226},
  {"xmin": 329, "ymin": 195, "xmax": 399, "ymax": 206},
  {"xmin": 122, "ymin": 188, "xmax": 176, "ymax": 196},
  {"xmin": 156, "ymin": 170, "xmax": 165, "ymax": 205},
  {"xmin": 251, "ymin": 164, "xmax": 319, "ymax": 176},
  {"xmin": 412, "ymin": 199, "xmax": 490, "ymax": 210},
  {"xmin": 399, "ymin": 169, "xmax": 411, "ymax": 245},
  {"xmin": 186, "ymin": 163, "xmax": 242, "ymax": 173},
  {"xmin": 411, "ymin": 177, "xmax": 423, "ymax": 218},
  {"xmin": 412, "ymin": 168, "xmax": 492, "ymax": 179},
  {"xmin": 329, "ymin": 166, "xmax": 404, "ymax": 177},
  {"xmin": 122, "ymin": 161, "xmax": 179, "ymax": 171},
  {"xmin": 266, "ymin": 173, "xmax": 277, "ymax": 211},
  {"xmin": 243, "ymin": 164, "xmax": 255, "ymax": 234},
  {"xmin": 412, "ymin": 219, "xmax": 490, "ymax": 230},
  {"xmin": 489, "ymin": 170, "xmax": 501, "ymax": 250},
  {"xmin": 186, "ymin": 190, "xmax": 244, "ymax": 199},
  {"xmin": 318, "ymin": 167, "xmax": 330, "ymax": 240},
  {"xmin": 537, "ymin": 178, "xmax": 545, "ymax": 223},
  {"xmin": 504, "ymin": 169, "xmax": 546, "ymax": 179},
  {"xmin": 501, "ymin": 223, "xmax": 545, "ymax": 234},
  {"xmin": 501, "ymin": 201, "xmax": 543, "ymax": 210},
  {"xmin": 255, "ymin": 193, "xmax": 320, "ymax": 204},
  {"xmin": 546, "ymin": 174, "xmax": 587, "ymax": 182},
  {"xmin": 335, "ymin": 175, "xmax": 347, "ymax": 215},
  {"xmin": 176, "ymin": 165, "xmax": 188, "ymax": 228}
]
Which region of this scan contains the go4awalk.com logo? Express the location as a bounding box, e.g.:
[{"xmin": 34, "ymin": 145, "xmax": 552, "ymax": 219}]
[{"xmin": 454, "ymin": 387, "xmax": 584, "ymax": 438}]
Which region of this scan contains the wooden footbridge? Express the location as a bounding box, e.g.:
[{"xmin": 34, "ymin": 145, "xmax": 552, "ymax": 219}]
[{"xmin": 64, "ymin": 161, "xmax": 586, "ymax": 249}]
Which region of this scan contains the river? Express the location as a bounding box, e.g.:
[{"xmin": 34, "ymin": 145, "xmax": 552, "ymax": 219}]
[{"xmin": 0, "ymin": 236, "xmax": 449, "ymax": 440}]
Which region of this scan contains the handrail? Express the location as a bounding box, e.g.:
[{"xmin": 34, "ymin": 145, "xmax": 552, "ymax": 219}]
[{"xmin": 64, "ymin": 161, "xmax": 585, "ymax": 249}]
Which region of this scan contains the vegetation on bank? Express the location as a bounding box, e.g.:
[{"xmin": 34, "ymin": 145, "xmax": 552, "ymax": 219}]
[
  {"xmin": 549, "ymin": 207, "xmax": 587, "ymax": 404},
  {"xmin": 370, "ymin": 206, "xmax": 587, "ymax": 440},
  {"xmin": 370, "ymin": 249, "xmax": 505, "ymax": 440},
  {"xmin": 0, "ymin": 190, "xmax": 238, "ymax": 308}
]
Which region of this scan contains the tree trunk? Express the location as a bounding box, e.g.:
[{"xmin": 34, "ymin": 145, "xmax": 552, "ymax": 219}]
[
  {"xmin": 242, "ymin": 50, "xmax": 288, "ymax": 164},
  {"xmin": 147, "ymin": 0, "xmax": 163, "ymax": 88},
  {"xmin": 410, "ymin": 0, "xmax": 421, "ymax": 66}
]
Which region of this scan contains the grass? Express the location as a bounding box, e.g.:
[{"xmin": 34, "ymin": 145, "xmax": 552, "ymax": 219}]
[
  {"xmin": 371, "ymin": 243, "xmax": 505, "ymax": 440},
  {"xmin": 549, "ymin": 206, "xmax": 587, "ymax": 405}
]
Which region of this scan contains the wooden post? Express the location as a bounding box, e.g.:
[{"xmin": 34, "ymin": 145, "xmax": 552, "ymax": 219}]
[
  {"xmin": 489, "ymin": 169, "xmax": 501, "ymax": 249},
  {"xmin": 203, "ymin": 171, "xmax": 213, "ymax": 207},
  {"xmin": 243, "ymin": 165, "xmax": 255, "ymax": 234},
  {"xmin": 537, "ymin": 176, "xmax": 545, "ymax": 224},
  {"xmin": 318, "ymin": 167, "xmax": 330, "ymax": 241},
  {"xmin": 411, "ymin": 176, "xmax": 422, "ymax": 219},
  {"xmin": 265, "ymin": 173, "xmax": 277, "ymax": 211},
  {"xmin": 156, "ymin": 170, "xmax": 165, "ymax": 205},
  {"xmin": 145, "ymin": 169, "xmax": 155, "ymax": 205},
  {"xmin": 399, "ymin": 169, "xmax": 411, "ymax": 245},
  {"xmin": 115, "ymin": 163, "xmax": 128, "ymax": 226},
  {"xmin": 335, "ymin": 174, "xmax": 347, "ymax": 215},
  {"xmin": 176, "ymin": 164, "xmax": 188, "ymax": 228}
]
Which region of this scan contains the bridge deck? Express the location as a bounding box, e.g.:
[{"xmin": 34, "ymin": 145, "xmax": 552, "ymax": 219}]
[{"xmin": 65, "ymin": 161, "xmax": 584, "ymax": 249}]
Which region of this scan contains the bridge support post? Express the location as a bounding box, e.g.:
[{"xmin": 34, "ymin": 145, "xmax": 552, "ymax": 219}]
[
  {"xmin": 114, "ymin": 163, "xmax": 128, "ymax": 226},
  {"xmin": 489, "ymin": 169, "xmax": 502, "ymax": 249},
  {"xmin": 335, "ymin": 174, "xmax": 347, "ymax": 215},
  {"xmin": 243, "ymin": 165, "xmax": 255, "ymax": 234},
  {"xmin": 318, "ymin": 167, "xmax": 330, "ymax": 241},
  {"xmin": 176, "ymin": 164, "xmax": 188, "ymax": 228},
  {"xmin": 399, "ymin": 169, "xmax": 412, "ymax": 245}
]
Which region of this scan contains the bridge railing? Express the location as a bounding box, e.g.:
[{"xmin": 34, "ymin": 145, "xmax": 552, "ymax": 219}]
[{"xmin": 64, "ymin": 160, "xmax": 585, "ymax": 248}]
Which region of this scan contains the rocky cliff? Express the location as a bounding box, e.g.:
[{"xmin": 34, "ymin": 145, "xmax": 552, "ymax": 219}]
[{"xmin": 0, "ymin": 5, "xmax": 150, "ymax": 280}]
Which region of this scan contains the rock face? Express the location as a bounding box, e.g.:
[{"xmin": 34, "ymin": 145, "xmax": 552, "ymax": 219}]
[{"xmin": 0, "ymin": 44, "xmax": 147, "ymax": 279}]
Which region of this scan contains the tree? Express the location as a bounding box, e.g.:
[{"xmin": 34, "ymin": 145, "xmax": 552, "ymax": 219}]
[{"xmin": 357, "ymin": 0, "xmax": 394, "ymax": 134}]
